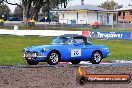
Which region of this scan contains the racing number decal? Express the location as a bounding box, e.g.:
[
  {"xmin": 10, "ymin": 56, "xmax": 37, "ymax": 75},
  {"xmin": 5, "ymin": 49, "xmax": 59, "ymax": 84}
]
[
  {"xmin": 71, "ymin": 49, "xmax": 81, "ymax": 57},
  {"xmin": 74, "ymin": 51, "xmax": 79, "ymax": 55}
]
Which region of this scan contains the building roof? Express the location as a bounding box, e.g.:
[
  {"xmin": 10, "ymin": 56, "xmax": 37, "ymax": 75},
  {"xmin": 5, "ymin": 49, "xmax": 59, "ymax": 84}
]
[
  {"xmin": 55, "ymin": 5, "xmax": 107, "ymax": 11},
  {"xmin": 116, "ymin": 6, "xmax": 132, "ymax": 11}
]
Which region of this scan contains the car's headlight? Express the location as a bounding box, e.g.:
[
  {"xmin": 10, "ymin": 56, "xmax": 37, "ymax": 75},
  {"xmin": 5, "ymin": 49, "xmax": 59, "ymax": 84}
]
[
  {"xmin": 34, "ymin": 53, "xmax": 37, "ymax": 57},
  {"xmin": 41, "ymin": 48, "xmax": 46, "ymax": 52},
  {"xmin": 24, "ymin": 52, "xmax": 37, "ymax": 57}
]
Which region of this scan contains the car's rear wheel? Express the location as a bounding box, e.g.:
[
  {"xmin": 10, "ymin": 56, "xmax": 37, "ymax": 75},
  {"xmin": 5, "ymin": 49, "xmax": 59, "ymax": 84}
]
[
  {"xmin": 27, "ymin": 61, "xmax": 39, "ymax": 65},
  {"xmin": 71, "ymin": 61, "xmax": 81, "ymax": 64},
  {"xmin": 47, "ymin": 51, "xmax": 60, "ymax": 65},
  {"xmin": 90, "ymin": 51, "xmax": 102, "ymax": 64}
]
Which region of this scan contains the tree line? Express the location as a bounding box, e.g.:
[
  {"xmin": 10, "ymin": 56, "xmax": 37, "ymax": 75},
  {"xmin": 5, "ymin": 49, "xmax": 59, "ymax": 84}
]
[
  {"xmin": 0, "ymin": 0, "xmax": 69, "ymax": 21},
  {"xmin": 0, "ymin": 0, "xmax": 123, "ymax": 21}
]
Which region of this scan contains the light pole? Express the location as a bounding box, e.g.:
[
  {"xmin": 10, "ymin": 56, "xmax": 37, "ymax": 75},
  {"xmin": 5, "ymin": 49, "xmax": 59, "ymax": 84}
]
[
  {"xmin": 81, "ymin": 0, "xmax": 84, "ymax": 5},
  {"xmin": 107, "ymin": 0, "xmax": 110, "ymax": 10},
  {"xmin": 45, "ymin": 17, "xmax": 47, "ymax": 29}
]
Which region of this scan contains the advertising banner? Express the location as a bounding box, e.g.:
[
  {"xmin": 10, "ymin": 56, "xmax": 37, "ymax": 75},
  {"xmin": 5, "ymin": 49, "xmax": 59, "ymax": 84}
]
[
  {"xmin": 82, "ymin": 31, "xmax": 90, "ymax": 37},
  {"xmin": 131, "ymin": 32, "xmax": 132, "ymax": 39},
  {"xmin": 82, "ymin": 31, "xmax": 132, "ymax": 40}
]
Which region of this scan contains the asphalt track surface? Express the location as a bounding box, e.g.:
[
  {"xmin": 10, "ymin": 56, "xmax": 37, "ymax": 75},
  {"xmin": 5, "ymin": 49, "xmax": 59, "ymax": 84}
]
[
  {"xmin": 0, "ymin": 63, "xmax": 132, "ymax": 68},
  {"xmin": 0, "ymin": 64, "xmax": 132, "ymax": 88}
]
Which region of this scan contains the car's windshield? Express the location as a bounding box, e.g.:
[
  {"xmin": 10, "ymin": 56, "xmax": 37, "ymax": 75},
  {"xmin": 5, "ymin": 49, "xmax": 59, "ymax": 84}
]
[
  {"xmin": 72, "ymin": 37, "xmax": 91, "ymax": 45},
  {"xmin": 52, "ymin": 37, "xmax": 70, "ymax": 45}
]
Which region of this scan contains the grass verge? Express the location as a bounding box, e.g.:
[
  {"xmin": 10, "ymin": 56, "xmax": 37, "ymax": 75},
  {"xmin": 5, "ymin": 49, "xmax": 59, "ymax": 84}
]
[
  {"xmin": 1, "ymin": 26, "xmax": 132, "ymax": 32},
  {"xmin": 0, "ymin": 35, "xmax": 132, "ymax": 65}
]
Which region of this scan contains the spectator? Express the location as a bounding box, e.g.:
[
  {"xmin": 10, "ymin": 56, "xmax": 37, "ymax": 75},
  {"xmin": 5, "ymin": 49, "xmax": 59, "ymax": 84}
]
[{"xmin": 0, "ymin": 18, "xmax": 4, "ymax": 27}]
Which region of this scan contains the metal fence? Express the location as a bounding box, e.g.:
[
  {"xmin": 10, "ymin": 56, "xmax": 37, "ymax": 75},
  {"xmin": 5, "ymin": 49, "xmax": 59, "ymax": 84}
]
[{"xmin": 1, "ymin": 21, "xmax": 132, "ymax": 30}]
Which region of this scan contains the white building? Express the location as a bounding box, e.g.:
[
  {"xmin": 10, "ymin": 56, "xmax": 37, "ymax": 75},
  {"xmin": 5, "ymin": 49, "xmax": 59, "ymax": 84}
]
[{"xmin": 54, "ymin": 5, "xmax": 114, "ymax": 25}]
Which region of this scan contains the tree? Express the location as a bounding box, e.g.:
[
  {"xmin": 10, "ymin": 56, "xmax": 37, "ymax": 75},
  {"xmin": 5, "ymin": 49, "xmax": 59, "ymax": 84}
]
[
  {"xmin": 0, "ymin": 4, "xmax": 11, "ymax": 19},
  {"xmin": 4, "ymin": 0, "xmax": 70, "ymax": 21},
  {"xmin": 13, "ymin": 5, "xmax": 23, "ymax": 20},
  {"xmin": 0, "ymin": 0, "xmax": 4, "ymax": 4},
  {"xmin": 98, "ymin": 0, "xmax": 123, "ymax": 10},
  {"xmin": 81, "ymin": 0, "xmax": 84, "ymax": 5}
]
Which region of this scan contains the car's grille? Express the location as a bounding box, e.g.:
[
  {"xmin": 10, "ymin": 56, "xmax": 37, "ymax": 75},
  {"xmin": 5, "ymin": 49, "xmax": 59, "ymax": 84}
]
[{"xmin": 24, "ymin": 52, "xmax": 37, "ymax": 57}]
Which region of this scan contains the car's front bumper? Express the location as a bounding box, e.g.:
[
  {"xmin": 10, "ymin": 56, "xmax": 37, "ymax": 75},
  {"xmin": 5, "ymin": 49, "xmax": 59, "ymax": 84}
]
[{"xmin": 23, "ymin": 53, "xmax": 47, "ymax": 61}]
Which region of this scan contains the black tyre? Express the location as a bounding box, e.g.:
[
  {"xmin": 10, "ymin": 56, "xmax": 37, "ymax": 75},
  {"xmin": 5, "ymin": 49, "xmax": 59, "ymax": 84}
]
[
  {"xmin": 71, "ymin": 61, "xmax": 81, "ymax": 64},
  {"xmin": 90, "ymin": 51, "xmax": 102, "ymax": 64},
  {"xmin": 47, "ymin": 51, "xmax": 60, "ymax": 65},
  {"xmin": 27, "ymin": 61, "xmax": 39, "ymax": 65}
]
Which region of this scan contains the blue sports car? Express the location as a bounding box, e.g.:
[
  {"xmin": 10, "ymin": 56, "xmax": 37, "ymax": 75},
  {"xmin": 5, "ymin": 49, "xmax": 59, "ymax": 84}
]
[{"xmin": 23, "ymin": 34, "xmax": 110, "ymax": 65}]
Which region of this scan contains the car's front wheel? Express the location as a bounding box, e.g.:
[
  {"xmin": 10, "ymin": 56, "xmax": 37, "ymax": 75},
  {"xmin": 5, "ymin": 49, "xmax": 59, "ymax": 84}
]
[
  {"xmin": 90, "ymin": 51, "xmax": 102, "ymax": 64},
  {"xmin": 47, "ymin": 51, "xmax": 60, "ymax": 65},
  {"xmin": 27, "ymin": 61, "xmax": 39, "ymax": 65}
]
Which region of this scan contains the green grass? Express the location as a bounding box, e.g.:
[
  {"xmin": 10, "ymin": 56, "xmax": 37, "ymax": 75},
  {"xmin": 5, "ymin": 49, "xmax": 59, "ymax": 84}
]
[
  {"xmin": 66, "ymin": 28, "xmax": 132, "ymax": 32},
  {"xmin": 89, "ymin": 39, "xmax": 132, "ymax": 61},
  {"xmin": 0, "ymin": 35, "xmax": 132, "ymax": 65},
  {"xmin": 0, "ymin": 35, "xmax": 53, "ymax": 65},
  {"xmin": 1, "ymin": 26, "xmax": 132, "ymax": 32}
]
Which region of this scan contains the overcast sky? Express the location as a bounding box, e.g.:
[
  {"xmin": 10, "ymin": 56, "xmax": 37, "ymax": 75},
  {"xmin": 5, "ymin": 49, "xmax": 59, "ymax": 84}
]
[{"xmin": 8, "ymin": 0, "xmax": 132, "ymax": 12}]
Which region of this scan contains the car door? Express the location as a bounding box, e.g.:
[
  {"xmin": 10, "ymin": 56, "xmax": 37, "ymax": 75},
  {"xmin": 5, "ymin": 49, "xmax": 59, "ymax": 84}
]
[
  {"xmin": 71, "ymin": 37, "xmax": 92, "ymax": 60},
  {"xmin": 69, "ymin": 37, "xmax": 89, "ymax": 60},
  {"xmin": 60, "ymin": 37, "xmax": 92, "ymax": 61},
  {"xmin": 81, "ymin": 44, "xmax": 93, "ymax": 60},
  {"xmin": 59, "ymin": 42, "xmax": 82, "ymax": 61}
]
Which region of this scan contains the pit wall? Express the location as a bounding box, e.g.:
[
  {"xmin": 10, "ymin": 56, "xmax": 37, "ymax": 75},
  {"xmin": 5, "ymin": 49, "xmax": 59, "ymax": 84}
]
[{"xmin": 0, "ymin": 29, "xmax": 132, "ymax": 40}]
